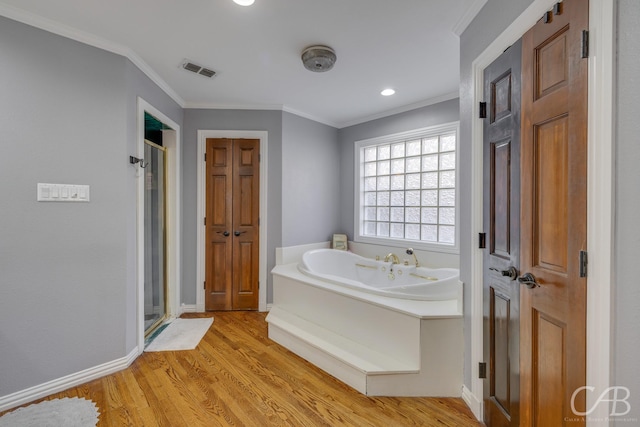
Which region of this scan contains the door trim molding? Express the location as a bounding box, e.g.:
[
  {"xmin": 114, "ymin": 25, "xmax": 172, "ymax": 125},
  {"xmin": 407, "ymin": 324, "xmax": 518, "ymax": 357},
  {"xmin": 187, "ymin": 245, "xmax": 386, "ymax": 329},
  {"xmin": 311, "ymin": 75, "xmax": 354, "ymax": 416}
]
[
  {"xmin": 136, "ymin": 97, "xmax": 182, "ymax": 354},
  {"xmin": 468, "ymin": 0, "xmax": 614, "ymax": 422},
  {"xmin": 196, "ymin": 130, "xmax": 269, "ymax": 312},
  {"xmin": 585, "ymin": 1, "xmax": 615, "ymax": 424}
]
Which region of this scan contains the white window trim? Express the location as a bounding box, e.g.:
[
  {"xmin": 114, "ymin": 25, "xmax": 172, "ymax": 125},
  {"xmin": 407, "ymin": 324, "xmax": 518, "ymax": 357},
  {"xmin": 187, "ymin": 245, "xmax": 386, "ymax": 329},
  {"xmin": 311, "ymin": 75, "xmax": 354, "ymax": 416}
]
[{"xmin": 353, "ymin": 121, "xmax": 460, "ymax": 254}]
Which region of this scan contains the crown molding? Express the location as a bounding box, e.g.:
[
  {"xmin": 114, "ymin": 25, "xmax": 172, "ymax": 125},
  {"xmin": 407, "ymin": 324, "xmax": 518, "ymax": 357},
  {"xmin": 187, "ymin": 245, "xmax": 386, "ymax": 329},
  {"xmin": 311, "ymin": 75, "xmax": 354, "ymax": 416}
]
[
  {"xmin": 0, "ymin": 3, "xmax": 185, "ymax": 108},
  {"xmin": 281, "ymin": 106, "xmax": 340, "ymax": 128},
  {"xmin": 452, "ymin": 0, "xmax": 488, "ymax": 37},
  {"xmin": 183, "ymin": 102, "xmax": 284, "ymax": 111},
  {"xmin": 336, "ymin": 91, "xmax": 460, "ymax": 129}
]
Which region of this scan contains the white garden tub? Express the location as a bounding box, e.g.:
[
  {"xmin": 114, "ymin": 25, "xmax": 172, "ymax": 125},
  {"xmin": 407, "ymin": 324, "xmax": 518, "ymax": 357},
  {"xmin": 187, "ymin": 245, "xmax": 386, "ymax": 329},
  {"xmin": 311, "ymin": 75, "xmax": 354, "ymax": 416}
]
[
  {"xmin": 298, "ymin": 248, "xmax": 460, "ymax": 301},
  {"xmin": 267, "ymin": 247, "xmax": 463, "ymax": 397}
]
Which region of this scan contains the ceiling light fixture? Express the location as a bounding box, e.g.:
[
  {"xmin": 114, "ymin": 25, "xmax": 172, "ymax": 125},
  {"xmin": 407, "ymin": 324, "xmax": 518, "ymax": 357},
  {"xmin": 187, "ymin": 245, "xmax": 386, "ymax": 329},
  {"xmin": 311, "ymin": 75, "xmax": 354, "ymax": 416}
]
[
  {"xmin": 381, "ymin": 88, "xmax": 396, "ymax": 96},
  {"xmin": 301, "ymin": 45, "xmax": 337, "ymax": 72},
  {"xmin": 233, "ymin": 0, "xmax": 254, "ymax": 6}
]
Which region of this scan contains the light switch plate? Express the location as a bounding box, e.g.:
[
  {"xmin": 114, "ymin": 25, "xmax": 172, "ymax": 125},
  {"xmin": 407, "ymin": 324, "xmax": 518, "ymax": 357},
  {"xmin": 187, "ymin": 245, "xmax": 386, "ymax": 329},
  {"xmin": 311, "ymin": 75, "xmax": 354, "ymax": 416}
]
[{"xmin": 38, "ymin": 183, "xmax": 90, "ymax": 202}]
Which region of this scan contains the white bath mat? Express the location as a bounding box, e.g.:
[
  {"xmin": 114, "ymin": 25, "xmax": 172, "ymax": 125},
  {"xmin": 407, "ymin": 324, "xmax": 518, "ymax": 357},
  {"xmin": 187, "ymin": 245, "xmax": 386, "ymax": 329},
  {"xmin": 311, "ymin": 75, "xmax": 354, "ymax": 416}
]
[
  {"xmin": 145, "ymin": 317, "xmax": 213, "ymax": 352},
  {"xmin": 0, "ymin": 397, "xmax": 99, "ymax": 427}
]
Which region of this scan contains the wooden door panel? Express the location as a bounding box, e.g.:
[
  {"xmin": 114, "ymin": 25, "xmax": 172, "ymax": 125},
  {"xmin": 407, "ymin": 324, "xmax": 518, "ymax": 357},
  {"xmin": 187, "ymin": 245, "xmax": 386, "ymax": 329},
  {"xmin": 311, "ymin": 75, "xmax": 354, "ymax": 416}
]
[
  {"xmin": 206, "ymin": 139, "xmax": 233, "ymax": 310},
  {"xmin": 520, "ymin": 0, "xmax": 588, "ymax": 424},
  {"xmin": 483, "ymin": 38, "xmax": 522, "ymax": 427},
  {"xmin": 537, "ymin": 32, "xmax": 569, "ymax": 99},
  {"xmin": 534, "ymin": 118, "xmax": 569, "ymax": 273},
  {"xmin": 534, "ymin": 311, "xmax": 566, "ymax": 425},
  {"xmin": 238, "ymin": 175, "xmax": 255, "ymax": 226},
  {"xmin": 491, "ymin": 140, "xmax": 512, "ymax": 259},
  {"xmin": 239, "ymin": 146, "xmax": 254, "ymax": 168},
  {"xmin": 234, "ymin": 241, "xmax": 256, "ymax": 309},
  {"xmin": 491, "ymin": 288, "xmax": 511, "ymax": 413},
  {"xmin": 210, "ymin": 176, "xmax": 229, "ymax": 225},
  {"xmin": 210, "ymin": 242, "xmax": 230, "ymax": 293},
  {"xmin": 492, "ymin": 72, "xmax": 513, "ymax": 123},
  {"xmin": 211, "ymin": 146, "xmax": 229, "ymax": 166},
  {"xmin": 232, "ymin": 139, "xmax": 260, "ymax": 310}
]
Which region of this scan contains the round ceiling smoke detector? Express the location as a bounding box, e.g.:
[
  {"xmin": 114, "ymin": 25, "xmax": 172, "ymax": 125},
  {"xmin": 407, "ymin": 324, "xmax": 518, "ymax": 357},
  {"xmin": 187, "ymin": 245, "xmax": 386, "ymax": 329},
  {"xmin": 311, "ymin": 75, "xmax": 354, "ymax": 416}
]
[{"xmin": 301, "ymin": 45, "xmax": 337, "ymax": 72}]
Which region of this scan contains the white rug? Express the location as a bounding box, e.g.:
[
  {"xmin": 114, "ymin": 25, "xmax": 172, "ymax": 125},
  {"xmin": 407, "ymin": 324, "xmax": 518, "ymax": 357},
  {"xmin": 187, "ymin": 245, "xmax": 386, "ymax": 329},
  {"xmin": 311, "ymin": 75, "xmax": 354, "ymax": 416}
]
[
  {"xmin": 145, "ymin": 317, "xmax": 213, "ymax": 351},
  {"xmin": 0, "ymin": 397, "xmax": 99, "ymax": 427}
]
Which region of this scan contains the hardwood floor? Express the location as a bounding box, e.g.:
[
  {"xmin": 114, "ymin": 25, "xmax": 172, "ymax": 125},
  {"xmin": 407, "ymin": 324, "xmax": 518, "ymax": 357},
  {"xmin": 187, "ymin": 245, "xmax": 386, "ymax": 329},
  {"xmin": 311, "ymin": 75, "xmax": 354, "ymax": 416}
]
[{"xmin": 1, "ymin": 312, "xmax": 483, "ymax": 426}]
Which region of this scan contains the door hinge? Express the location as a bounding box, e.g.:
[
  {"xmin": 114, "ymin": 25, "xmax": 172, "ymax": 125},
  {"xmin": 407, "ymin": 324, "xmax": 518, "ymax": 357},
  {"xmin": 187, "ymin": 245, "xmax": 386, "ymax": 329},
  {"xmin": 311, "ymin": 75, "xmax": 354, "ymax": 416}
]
[
  {"xmin": 204, "ymin": 153, "xmax": 207, "ymax": 162},
  {"xmin": 204, "ymin": 217, "xmax": 206, "ymax": 226},
  {"xmin": 579, "ymin": 250, "xmax": 588, "ymax": 278},
  {"xmin": 479, "ymin": 232, "xmax": 487, "ymax": 249},
  {"xmin": 553, "ymin": 2, "xmax": 563, "ymax": 15},
  {"xmin": 581, "ymin": 30, "xmax": 589, "ymax": 58},
  {"xmin": 479, "ymin": 102, "xmax": 487, "ymax": 119},
  {"xmin": 203, "ymin": 281, "xmax": 206, "ymax": 289},
  {"xmin": 479, "ymin": 362, "xmax": 487, "ymax": 379}
]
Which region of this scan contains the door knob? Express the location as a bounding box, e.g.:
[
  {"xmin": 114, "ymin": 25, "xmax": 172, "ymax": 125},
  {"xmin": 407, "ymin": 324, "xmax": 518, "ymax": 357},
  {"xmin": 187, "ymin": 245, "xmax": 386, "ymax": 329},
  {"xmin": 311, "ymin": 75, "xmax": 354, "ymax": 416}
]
[
  {"xmin": 489, "ymin": 266, "xmax": 519, "ymax": 280},
  {"xmin": 216, "ymin": 231, "xmax": 230, "ymax": 237},
  {"xmin": 234, "ymin": 230, "xmax": 246, "ymax": 237},
  {"xmin": 518, "ymin": 272, "xmax": 539, "ymax": 289}
]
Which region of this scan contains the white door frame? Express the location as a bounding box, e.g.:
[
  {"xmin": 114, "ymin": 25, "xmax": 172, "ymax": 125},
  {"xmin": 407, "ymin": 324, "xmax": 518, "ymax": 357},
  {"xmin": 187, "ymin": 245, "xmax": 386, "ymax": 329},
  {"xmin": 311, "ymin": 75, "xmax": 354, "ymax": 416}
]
[
  {"xmin": 136, "ymin": 97, "xmax": 182, "ymax": 352},
  {"xmin": 466, "ymin": 0, "xmax": 615, "ymax": 424},
  {"xmin": 196, "ymin": 130, "xmax": 269, "ymax": 312}
]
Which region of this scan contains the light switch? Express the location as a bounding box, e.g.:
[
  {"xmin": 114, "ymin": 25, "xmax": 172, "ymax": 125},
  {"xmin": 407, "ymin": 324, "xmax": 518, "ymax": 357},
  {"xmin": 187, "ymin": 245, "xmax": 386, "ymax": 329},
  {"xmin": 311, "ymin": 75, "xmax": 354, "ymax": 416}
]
[{"xmin": 38, "ymin": 183, "xmax": 90, "ymax": 202}]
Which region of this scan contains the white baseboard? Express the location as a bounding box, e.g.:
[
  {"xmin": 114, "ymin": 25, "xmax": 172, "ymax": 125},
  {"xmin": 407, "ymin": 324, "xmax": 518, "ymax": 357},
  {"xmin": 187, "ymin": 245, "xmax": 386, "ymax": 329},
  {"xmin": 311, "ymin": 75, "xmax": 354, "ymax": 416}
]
[
  {"xmin": 180, "ymin": 303, "xmax": 269, "ymax": 313},
  {"xmin": 461, "ymin": 384, "xmax": 483, "ymax": 422},
  {"xmin": 0, "ymin": 347, "xmax": 139, "ymax": 413},
  {"xmin": 179, "ymin": 304, "xmax": 198, "ymax": 313}
]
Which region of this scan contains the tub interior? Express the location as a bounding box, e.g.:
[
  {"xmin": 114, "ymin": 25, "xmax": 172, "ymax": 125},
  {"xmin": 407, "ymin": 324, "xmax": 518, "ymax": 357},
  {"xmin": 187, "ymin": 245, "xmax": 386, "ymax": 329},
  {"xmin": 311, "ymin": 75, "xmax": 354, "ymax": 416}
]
[{"xmin": 299, "ymin": 248, "xmax": 460, "ymax": 301}]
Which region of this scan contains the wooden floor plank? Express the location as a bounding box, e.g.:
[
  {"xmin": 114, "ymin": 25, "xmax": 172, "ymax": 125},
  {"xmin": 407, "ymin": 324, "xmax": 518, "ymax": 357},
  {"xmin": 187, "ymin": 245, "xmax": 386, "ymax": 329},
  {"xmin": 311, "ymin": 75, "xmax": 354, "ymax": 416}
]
[{"xmin": 0, "ymin": 311, "xmax": 483, "ymax": 426}]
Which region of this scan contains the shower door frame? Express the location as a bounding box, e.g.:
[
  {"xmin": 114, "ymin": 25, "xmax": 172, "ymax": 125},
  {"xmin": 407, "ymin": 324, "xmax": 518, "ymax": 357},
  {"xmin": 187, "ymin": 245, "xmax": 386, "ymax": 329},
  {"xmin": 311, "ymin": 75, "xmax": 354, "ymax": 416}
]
[
  {"xmin": 143, "ymin": 139, "xmax": 168, "ymax": 336},
  {"xmin": 136, "ymin": 97, "xmax": 181, "ymax": 354}
]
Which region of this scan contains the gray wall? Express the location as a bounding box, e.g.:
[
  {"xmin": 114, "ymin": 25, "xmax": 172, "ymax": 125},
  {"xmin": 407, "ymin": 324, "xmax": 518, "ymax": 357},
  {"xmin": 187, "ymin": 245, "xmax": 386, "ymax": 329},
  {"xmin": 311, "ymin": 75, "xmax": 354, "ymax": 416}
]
[
  {"xmin": 282, "ymin": 112, "xmax": 340, "ymax": 246},
  {"xmin": 0, "ymin": 16, "xmax": 181, "ymax": 396},
  {"xmin": 338, "ymin": 98, "xmax": 460, "ymax": 238},
  {"xmin": 614, "ymin": 0, "xmax": 640, "ymax": 422},
  {"xmin": 181, "ymin": 109, "xmax": 283, "ymax": 304}
]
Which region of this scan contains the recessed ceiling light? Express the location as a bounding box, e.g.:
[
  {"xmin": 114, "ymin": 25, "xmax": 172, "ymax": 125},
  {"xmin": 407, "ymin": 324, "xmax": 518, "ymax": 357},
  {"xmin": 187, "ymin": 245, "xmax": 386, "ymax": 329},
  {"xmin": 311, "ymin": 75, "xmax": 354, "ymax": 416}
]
[
  {"xmin": 381, "ymin": 88, "xmax": 396, "ymax": 96},
  {"xmin": 233, "ymin": 0, "xmax": 254, "ymax": 5}
]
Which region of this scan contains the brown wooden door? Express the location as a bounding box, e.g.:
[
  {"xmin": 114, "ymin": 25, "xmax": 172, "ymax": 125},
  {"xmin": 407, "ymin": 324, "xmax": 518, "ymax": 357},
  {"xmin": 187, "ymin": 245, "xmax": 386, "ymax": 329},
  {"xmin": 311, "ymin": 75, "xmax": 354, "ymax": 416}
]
[
  {"xmin": 482, "ymin": 38, "xmax": 522, "ymax": 427},
  {"xmin": 520, "ymin": 0, "xmax": 588, "ymax": 424},
  {"xmin": 205, "ymin": 138, "xmax": 260, "ymax": 311}
]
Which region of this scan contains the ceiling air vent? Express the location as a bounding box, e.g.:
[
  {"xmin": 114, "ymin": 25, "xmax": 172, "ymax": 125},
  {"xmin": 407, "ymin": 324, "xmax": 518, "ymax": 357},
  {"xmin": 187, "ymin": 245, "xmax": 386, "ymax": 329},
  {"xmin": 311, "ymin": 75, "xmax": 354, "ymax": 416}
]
[{"xmin": 181, "ymin": 60, "xmax": 217, "ymax": 78}]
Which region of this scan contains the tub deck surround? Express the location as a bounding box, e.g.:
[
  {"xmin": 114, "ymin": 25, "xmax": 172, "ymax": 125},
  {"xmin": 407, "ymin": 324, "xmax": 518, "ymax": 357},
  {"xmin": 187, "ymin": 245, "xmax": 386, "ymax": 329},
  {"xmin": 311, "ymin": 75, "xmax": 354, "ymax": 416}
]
[{"xmin": 267, "ymin": 249, "xmax": 463, "ymax": 397}]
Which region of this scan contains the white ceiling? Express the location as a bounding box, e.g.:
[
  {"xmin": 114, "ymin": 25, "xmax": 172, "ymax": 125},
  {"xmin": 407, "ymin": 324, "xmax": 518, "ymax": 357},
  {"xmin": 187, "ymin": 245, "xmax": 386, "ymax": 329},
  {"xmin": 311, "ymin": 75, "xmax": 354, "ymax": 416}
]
[{"xmin": 0, "ymin": 0, "xmax": 484, "ymax": 128}]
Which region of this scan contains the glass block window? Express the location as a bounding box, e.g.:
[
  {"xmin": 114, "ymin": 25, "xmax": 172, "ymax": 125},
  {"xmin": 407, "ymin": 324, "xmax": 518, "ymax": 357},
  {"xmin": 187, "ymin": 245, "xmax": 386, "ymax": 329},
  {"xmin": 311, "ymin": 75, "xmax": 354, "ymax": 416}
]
[{"xmin": 355, "ymin": 123, "xmax": 458, "ymax": 249}]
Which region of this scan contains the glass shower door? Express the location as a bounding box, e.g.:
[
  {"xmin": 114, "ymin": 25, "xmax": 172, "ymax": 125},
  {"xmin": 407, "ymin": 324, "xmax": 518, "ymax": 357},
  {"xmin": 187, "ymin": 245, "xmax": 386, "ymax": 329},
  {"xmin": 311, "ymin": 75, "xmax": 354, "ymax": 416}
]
[{"xmin": 144, "ymin": 140, "xmax": 167, "ymax": 335}]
